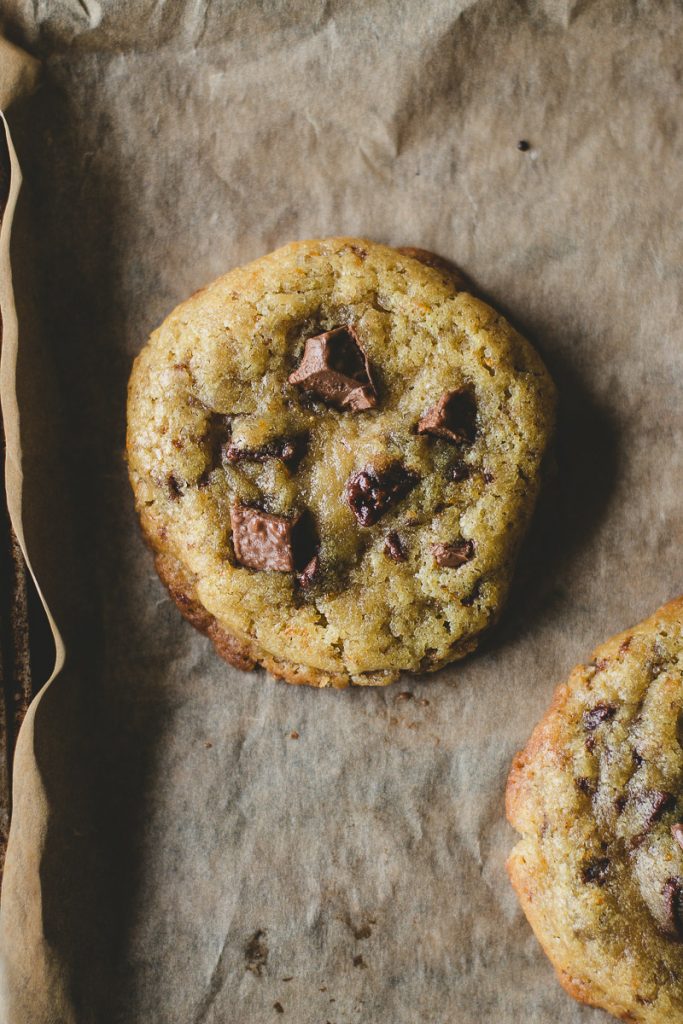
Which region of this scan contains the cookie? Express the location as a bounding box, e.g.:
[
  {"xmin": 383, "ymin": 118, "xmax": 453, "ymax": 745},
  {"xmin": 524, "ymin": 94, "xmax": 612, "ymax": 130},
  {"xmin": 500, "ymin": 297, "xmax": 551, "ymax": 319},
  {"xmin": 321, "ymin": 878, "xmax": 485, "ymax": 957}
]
[
  {"xmin": 507, "ymin": 597, "xmax": 683, "ymax": 1022},
  {"xmin": 127, "ymin": 237, "xmax": 555, "ymax": 687}
]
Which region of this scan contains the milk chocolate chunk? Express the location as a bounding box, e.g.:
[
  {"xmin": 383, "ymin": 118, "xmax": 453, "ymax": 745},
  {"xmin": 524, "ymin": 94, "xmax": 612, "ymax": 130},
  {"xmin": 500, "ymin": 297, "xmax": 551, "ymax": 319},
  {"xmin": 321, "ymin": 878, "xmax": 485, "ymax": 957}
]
[
  {"xmin": 288, "ymin": 326, "xmax": 377, "ymax": 411},
  {"xmin": 662, "ymin": 877, "xmax": 683, "ymax": 939},
  {"xmin": 231, "ymin": 503, "xmax": 300, "ymax": 572},
  {"xmin": 417, "ymin": 388, "xmax": 476, "ymax": 444},
  {"xmin": 346, "ymin": 462, "xmax": 418, "ymax": 527},
  {"xmin": 224, "ymin": 437, "xmax": 301, "ymax": 466},
  {"xmin": 384, "ymin": 531, "xmax": 407, "ymax": 563},
  {"xmin": 432, "ymin": 539, "xmax": 475, "ymax": 568},
  {"xmin": 297, "ymin": 553, "xmax": 320, "ymax": 588}
]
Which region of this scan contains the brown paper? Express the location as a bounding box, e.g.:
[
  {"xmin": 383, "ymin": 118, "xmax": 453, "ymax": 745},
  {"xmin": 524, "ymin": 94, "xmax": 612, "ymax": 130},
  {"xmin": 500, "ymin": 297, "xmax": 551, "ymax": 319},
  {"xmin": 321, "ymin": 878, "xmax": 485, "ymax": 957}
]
[{"xmin": 2, "ymin": 2, "xmax": 683, "ymax": 1021}]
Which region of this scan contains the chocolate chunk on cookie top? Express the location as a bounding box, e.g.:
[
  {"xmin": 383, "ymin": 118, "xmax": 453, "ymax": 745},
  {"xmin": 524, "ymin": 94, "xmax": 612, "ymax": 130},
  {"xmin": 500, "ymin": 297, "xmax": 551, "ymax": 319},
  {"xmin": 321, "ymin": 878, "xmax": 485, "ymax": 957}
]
[
  {"xmin": 507, "ymin": 597, "xmax": 683, "ymax": 1023},
  {"xmin": 230, "ymin": 504, "xmax": 300, "ymax": 572},
  {"xmin": 127, "ymin": 237, "xmax": 555, "ymax": 687},
  {"xmin": 288, "ymin": 326, "xmax": 377, "ymax": 411},
  {"xmin": 417, "ymin": 388, "xmax": 477, "ymax": 444},
  {"xmin": 346, "ymin": 462, "xmax": 418, "ymax": 527},
  {"xmin": 432, "ymin": 540, "xmax": 475, "ymax": 568}
]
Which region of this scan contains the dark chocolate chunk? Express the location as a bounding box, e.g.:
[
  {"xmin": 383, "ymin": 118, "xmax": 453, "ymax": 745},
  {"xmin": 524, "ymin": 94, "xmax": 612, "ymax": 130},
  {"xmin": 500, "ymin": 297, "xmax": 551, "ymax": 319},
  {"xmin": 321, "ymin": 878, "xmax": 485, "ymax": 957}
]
[
  {"xmin": 384, "ymin": 531, "xmax": 407, "ymax": 563},
  {"xmin": 297, "ymin": 553, "xmax": 320, "ymax": 589},
  {"xmin": 662, "ymin": 877, "xmax": 683, "ymax": 940},
  {"xmin": 167, "ymin": 474, "xmax": 182, "ymax": 499},
  {"xmin": 632, "ymin": 790, "xmax": 675, "ymax": 845},
  {"xmin": 346, "ymin": 462, "xmax": 418, "ymax": 527},
  {"xmin": 672, "ymin": 824, "xmax": 683, "ymax": 851},
  {"xmin": 581, "ymin": 857, "xmax": 610, "ymax": 885},
  {"xmin": 432, "ymin": 539, "xmax": 475, "ymax": 569},
  {"xmin": 231, "ymin": 504, "xmax": 300, "ymax": 572},
  {"xmin": 583, "ymin": 703, "xmax": 617, "ymax": 732},
  {"xmin": 224, "ymin": 437, "xmax": 302, "ymax": 467},
  {"xmin": 449, "ymin": 461, "xmax": 470, "ymax": 482},
  {"xmin": 461, "ymin": 579, "xmax": 482, "ymax": 606},
  {"xmin": 288, "ymin": 326, "xmax": 377, "ymax": 411},
  {"xmin": 517, "ymin": 139, "xmax": 530, "ymax": 151},
  {"xmin": 576, "ymin": 776, "xmax": 597, "ymax": 798},
  {"xmin": 417, "ymin": 388, "xmax": 476, "ymax": 444},
  {"xmin": 203, "ymin": 411, "xmax": 233, "ymax": 471}
]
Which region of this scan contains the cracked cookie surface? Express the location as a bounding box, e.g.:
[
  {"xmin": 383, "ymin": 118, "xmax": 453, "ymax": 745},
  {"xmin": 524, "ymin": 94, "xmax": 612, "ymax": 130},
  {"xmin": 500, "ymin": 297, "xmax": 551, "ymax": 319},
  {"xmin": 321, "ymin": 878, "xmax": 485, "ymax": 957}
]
[
  {"xmin": 126, "ymin": 237, "xmax": 555, "ymax": 687},
  {"xmin": 507, "ymin": 596, "xmax": 683, "ymax": 1022}
]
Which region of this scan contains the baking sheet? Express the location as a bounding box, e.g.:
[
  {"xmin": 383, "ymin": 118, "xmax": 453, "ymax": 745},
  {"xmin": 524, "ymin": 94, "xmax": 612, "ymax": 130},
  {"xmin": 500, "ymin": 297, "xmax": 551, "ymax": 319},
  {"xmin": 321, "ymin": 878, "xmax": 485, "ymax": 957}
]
[{"xmin": 2, "ymin": 1, "xmax": 683, "ymax": 1021}]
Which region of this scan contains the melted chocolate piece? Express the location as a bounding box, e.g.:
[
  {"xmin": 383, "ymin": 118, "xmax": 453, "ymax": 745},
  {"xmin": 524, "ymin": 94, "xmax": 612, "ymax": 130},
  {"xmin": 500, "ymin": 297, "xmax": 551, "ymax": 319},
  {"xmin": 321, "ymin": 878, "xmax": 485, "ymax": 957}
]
[
  {"xmin": 581, "ymin": 857, "xmax": 610, "ymax": 885},
  {"xmin": 672, "ymin": 823, "xmax": 683, "ymax": 851},
  {"xmin": 632, "ymin": 790, "xmax": 675, "ymax": 845},
  {"xmin": 450, "ymin": 461, "xmax": 470, "ymax": 482},
  {"xmin": 346, "ymin": 462, "xmax": 418, "ymax": 527},
  {"xmin": 224, "ymin": 437, "xmax": 302, "ymax": 467},
  {"xmin": 203, "ymin": 412, "xmax": 233, "ymax": 471},
  {"xmin": 417, "ymin": 388, "xmax": 476, "ymax": 444},
  {"xmin": 576, "ymin": 776, "xmax": 597, "ymax": 798},
  {"xmin": 461, "ymin": 579, "xmax": 482, "ymax": 606},
  {"xmin": 231, "ymin": 504, "xmax": 300, "ymax": 572},
  {"xmin": 432, "ymin": 539, "xmax": 475, "ymax": 569},
  {"xmin": 288, "ymin": 326, "xmax": 377, "ymax": 411},
  {"xmin": 662, "ymin": 877, "xmax": 683, "ymax": 940},
  {"xmin": 583, "ymin": 703, "xmax": 616, "ymax": 732},
  {"xmin": 167, "ymin": 474, "xmax": 182, "ymax": 499},
  {"xmin": 384, "ymin": 531, "xmax": 407, "ymax": 563}
]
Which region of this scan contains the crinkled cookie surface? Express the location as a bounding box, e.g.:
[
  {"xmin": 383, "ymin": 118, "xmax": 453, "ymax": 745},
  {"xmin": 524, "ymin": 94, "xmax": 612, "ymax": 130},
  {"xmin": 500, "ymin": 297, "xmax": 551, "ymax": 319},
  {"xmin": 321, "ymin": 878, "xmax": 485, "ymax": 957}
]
[
  {"xmin": 507, "ymin": 597, "xmax": 683, "ymax": 1022},
  {"xmin": 127, "ymin": 237, "xmax": 555, "ymax": 687}
]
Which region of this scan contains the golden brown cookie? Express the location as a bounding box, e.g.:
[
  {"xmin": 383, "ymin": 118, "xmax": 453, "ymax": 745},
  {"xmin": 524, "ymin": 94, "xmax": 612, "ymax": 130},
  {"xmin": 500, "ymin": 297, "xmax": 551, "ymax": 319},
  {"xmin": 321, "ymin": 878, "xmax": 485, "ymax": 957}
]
[
  {"xmin": 507, "ymin": 597, "xmax": 683, "ymax": 1022},
  {"xmin": 127, "ymin": 237, "xmax": 555, "ymax": 687}
]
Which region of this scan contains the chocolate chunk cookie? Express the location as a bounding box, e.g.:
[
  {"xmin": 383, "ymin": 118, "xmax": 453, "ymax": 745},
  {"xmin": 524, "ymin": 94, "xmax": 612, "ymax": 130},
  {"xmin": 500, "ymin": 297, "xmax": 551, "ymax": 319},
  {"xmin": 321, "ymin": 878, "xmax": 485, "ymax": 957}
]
[
  {"xmin": 127, "ymin": 237, "xmax": 555, "ymax": 687},
  {"xmin": 507, "ymin": 597, "xmax": 683, "ymax": 1022}
]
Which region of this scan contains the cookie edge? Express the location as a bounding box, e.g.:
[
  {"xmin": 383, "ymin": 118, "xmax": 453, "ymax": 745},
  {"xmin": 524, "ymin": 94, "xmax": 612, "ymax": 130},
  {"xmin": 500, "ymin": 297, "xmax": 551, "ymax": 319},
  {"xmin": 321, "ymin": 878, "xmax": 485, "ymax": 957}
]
[{"xmin": 505, "ymin": 594, "xmax": 683, "ymax": 1020}]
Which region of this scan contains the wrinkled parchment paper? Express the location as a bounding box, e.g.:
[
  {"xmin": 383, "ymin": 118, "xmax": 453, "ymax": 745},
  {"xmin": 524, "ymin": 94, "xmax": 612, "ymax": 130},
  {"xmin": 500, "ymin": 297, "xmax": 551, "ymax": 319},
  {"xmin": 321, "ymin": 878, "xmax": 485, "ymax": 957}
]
[{"xmin": 2, "ymin": 2, "xmax": 683, "ymax": 1021}]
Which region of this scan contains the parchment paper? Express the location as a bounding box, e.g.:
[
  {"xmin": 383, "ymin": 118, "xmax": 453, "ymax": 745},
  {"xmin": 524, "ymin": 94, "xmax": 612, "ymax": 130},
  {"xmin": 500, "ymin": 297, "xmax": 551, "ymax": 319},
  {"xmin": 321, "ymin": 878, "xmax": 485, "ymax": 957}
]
[{"xmin": 1, "ymin": 2, "xmax": 683, "ymax": 1022}]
